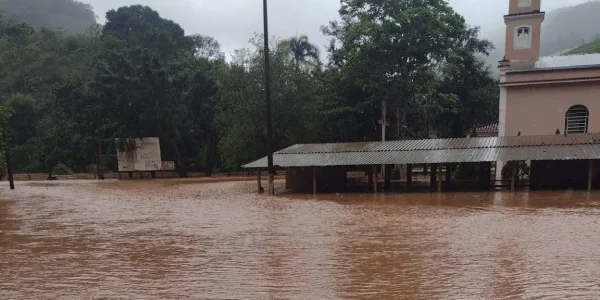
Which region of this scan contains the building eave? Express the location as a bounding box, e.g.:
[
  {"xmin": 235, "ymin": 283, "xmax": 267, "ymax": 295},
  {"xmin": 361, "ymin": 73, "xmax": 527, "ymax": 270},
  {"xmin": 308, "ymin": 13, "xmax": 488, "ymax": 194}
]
[
  {"xmin": 499, "ymin": 76, "xmax": 600, "ymax": 87},
  {"xmin": 506, "ymin": 63, "xmax": 600, "ymax": 73},
  {"xmin": 503, "ymin": 11, "xmax": 545, "ymax": 21}
]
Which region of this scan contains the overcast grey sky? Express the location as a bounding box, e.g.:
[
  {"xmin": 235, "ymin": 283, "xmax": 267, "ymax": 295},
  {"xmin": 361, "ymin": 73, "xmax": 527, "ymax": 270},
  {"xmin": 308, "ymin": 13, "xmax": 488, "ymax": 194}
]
[{"xmin": 83, "ymin": 0, "xmax": 590, "ymax": 58}]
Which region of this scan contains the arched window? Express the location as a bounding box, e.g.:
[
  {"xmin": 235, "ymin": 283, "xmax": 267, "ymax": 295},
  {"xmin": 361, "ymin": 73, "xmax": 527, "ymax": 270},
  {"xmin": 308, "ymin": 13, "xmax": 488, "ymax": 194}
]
[
  {"xmin": 514, "ymin": 25, "xmax": 532, "ymax": 49},
  {"xmin": 565, "ymin": 105, "xmax": 589, "ymax": 134}
]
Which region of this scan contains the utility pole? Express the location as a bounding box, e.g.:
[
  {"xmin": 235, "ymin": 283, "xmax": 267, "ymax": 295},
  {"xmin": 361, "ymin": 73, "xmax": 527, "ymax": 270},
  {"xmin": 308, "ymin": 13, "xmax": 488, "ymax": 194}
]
[
  {"xmin": 378, "ymin": 100, "xmax": 388, "ymax": 185},
  {"xmin": 263, "ymin": 0, "xmax": 275, "ymax": 195}
]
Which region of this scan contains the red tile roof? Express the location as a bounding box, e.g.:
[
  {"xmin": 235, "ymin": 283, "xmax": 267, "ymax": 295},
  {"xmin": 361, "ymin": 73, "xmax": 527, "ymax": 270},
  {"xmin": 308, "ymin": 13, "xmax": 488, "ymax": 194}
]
[{"xmin": 475, "ymin": 121, "xmax": 499, "ymax": 137}]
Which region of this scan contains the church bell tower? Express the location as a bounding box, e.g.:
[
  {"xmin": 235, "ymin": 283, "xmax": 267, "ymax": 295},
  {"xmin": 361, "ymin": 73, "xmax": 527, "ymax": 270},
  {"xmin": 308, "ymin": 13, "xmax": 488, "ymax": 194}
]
[{"xmin": 500, "ymin": 0, "xmax": 545, "ymax": 67}]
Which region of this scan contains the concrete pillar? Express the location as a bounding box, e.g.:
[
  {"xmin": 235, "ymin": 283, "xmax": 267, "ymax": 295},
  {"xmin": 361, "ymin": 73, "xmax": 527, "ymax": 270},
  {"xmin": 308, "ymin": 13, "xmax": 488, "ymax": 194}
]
[
  {"xmin": 496, "ymin": 161, "xmax": 504, "ymax": 182},
  {"xmin": 589, "ymin": 160, "xmax": 594, "ymax": 191}
]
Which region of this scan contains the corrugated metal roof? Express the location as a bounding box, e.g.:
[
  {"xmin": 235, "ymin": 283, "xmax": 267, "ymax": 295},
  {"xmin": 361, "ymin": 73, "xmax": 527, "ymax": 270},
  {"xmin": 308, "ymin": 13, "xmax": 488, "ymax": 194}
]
[
  {"xmin": 507, "ymin": 54, "xmax": 600, "ymax": 73},
  {"xmin": 244, "ymin": 134, "xmax": 600, "ymax": 168},
  {"xmin": 276, "ymin": 133, "xmax": 600, "ymax": 154}
]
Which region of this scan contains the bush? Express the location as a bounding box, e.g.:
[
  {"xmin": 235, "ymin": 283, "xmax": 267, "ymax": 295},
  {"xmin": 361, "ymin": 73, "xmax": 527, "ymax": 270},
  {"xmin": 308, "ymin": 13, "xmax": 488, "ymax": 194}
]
[{"xmin": 53, "ymin": 162, "xmax": 73, "ymax": 175}]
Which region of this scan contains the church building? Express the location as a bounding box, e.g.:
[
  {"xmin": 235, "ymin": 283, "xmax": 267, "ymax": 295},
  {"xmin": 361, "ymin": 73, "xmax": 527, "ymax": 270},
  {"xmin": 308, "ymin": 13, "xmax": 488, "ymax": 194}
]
[{"xmin": 496, "ymin": 0, "xmax": 600, "ymax": 184}]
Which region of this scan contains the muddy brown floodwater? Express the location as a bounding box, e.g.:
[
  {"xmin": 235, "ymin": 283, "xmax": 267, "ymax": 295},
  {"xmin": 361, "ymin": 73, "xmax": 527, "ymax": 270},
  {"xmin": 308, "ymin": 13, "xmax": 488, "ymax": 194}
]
[{"xmin": 2, "ymin": 179, "xmax": 600, "ymax": 299}]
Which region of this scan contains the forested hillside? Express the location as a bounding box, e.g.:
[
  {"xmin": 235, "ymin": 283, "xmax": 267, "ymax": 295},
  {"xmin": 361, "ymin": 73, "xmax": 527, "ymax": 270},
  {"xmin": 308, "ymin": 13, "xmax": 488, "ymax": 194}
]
[
  {"xmin": 561, "ymin": 39, "xmax": 600, "ymax": 55},
  {"xmin": 0, "ymin": 0, "xmax": 96, "ymax": 34},
  {"xmin": 0, "ymin": 1, "xmax": 498, "ymax": 177}
]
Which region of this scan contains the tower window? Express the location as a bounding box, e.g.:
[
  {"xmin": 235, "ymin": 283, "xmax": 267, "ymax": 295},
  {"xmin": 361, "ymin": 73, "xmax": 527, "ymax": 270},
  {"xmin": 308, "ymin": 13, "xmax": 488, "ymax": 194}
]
[
  {"xmin": 565, "ymin": 105, "xmax": 589, "ymax": 134},
  {"xmin": 518, "ymin": 0, "xmax": 532, "ymax": 8},
  {"xmin": 514, "ymin": 25, "xmax": 532, "ymax": 49}
]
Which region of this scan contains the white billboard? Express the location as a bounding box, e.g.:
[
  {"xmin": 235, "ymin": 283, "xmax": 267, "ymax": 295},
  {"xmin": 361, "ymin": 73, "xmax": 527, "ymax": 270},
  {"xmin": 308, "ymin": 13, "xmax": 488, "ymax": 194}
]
[{"xmin": 117, "ymin": 137, "xmax": 162, "ymax": 172}]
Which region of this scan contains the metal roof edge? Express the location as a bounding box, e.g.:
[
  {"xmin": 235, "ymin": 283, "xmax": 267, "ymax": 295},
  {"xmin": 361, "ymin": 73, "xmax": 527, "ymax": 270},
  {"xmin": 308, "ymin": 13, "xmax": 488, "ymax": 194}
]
[{"xmin": 506, "ymin": 63, "xmax": 600, "ymax": 74}]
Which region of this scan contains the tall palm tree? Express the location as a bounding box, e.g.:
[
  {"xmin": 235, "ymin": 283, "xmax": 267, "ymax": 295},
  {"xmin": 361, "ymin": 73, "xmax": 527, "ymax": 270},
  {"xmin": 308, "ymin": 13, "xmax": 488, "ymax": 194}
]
[{"xmin": 282, "ymin": 35, "xmax": 321, "ymax": 71}]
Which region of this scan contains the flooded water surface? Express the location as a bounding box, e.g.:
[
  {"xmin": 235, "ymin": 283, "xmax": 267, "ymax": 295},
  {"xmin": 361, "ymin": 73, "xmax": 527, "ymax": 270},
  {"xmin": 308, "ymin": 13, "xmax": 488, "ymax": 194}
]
[{"xmin": 2, "ymin": 179, "xmax": 600, "ymax": 299}]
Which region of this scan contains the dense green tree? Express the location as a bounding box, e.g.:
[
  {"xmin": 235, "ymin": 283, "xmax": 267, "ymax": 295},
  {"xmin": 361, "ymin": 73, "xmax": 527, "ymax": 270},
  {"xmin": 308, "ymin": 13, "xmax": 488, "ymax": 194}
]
[
  {"xmin": 0, "ymin": 15, "xmax": 100, "ymax": 174},
  {"xmin": 3, "ymin": 94, "xmax": 38, "ymax": 172},
  {"xmin": 323, "ymin": 0, "xmax": 497, "ymax": 140},
  {"xmin": 216, "ymin": 37, "xmax": 327, "ymax": 170},
  {"xmin": 102, "ymin": 5, "xmax": 186, "ymax": 60},
  {"xmin": 62, "ymin": 5, "xmax": 222, "ymax": 175}
]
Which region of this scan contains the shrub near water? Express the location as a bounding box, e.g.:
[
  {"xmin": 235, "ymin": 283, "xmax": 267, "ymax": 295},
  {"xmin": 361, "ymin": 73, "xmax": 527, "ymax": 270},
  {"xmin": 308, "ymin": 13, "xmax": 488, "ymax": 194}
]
[{"xmin": 53, "ymin": 163, "xmax": 73, "ymax": 175}]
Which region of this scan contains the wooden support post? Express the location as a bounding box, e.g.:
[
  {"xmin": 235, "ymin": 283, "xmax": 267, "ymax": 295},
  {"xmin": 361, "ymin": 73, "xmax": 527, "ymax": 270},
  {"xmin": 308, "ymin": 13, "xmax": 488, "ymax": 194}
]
[
  {"xmin": 589, "ymin": 160, "xmax": 594, "ymax": 191},
  {"xmin": 407, "ymin": 165, "xmax": 413, "ymax": 187},
  {"xmin": 446, "ymin": 164, "xmax": 452, "ymax": 183},
  {"xmin": 438, "ymin": 164, "xmax": 443, "ymax": 193},
  {"xmin": 313, "ymin": 167, "xmax": 317, "ymax": 194},
  {"xmin": 511, "ymin": 162, "xmax": 516, "ymax": 192},
  {"xmin": 118, "ymin": 172, "xmax": 122, "ymax": 180},
  {"xmin": 384, "ymin": 165, "xmax": 392, "ymax": 191},
  {"xmin": 373, "ymin": 165, "xmax": 378, "ymax": 193},
  {"xmin": 257, "ymin": 170, "xmax": 262, "ymax": 193}
]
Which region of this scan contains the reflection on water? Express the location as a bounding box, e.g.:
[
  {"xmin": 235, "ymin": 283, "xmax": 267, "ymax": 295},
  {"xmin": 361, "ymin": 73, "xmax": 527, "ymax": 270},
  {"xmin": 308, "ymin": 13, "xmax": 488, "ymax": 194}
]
[{"xmin": 2, "ymin": 180, "xmax": 600, "ymax": 299}]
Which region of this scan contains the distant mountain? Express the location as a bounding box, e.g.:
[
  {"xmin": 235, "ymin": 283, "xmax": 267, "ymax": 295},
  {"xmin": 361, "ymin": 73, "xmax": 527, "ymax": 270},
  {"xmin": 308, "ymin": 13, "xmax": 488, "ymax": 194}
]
[
  {"xmin": 561, "ymin": 39, "xmax": 600, "ymax": 56},
  {"xmin": 0, "ymin": 0, "xmax": 97, "ymax": 34},
  {"xmin": 541, "ymin": 1, "xmax": 600, "ymax": 56},
  {"xmin": 485, "ymin": 1, "xmax": 600, "ymax": 70}
]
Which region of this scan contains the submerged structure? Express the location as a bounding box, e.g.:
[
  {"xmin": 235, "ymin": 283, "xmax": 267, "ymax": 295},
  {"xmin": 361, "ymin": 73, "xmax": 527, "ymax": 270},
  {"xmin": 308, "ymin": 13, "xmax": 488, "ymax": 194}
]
[{"xmin": 245, "ymin": 134, "xmax": 600, "ymax": 193}]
